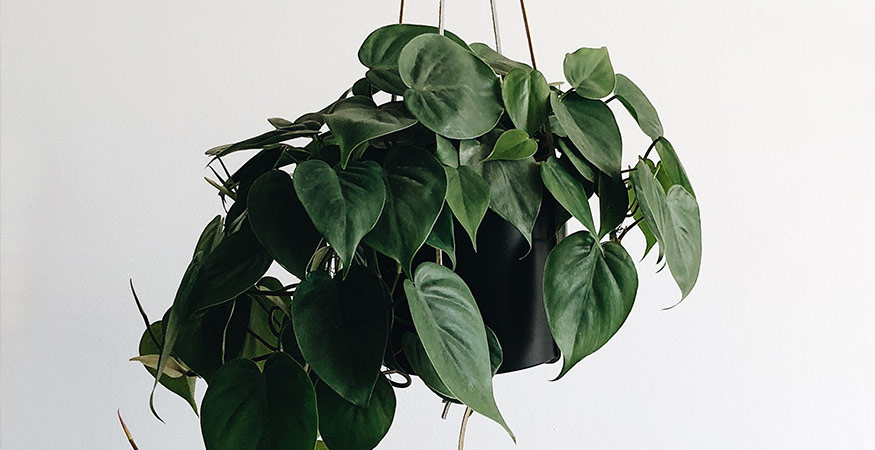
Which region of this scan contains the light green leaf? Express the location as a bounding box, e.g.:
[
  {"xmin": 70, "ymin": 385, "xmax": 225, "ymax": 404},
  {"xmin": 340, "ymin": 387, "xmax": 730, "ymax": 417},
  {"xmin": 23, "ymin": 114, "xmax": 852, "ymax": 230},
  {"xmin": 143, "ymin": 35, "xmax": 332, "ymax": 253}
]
[
  {"xmin": 316, "ymin": 376, "xmax": 396, "ymax": 450},
  {"xmin": 541, "ymin": 155, "xmax": 597, "ymax": 236},
  {"xmin": 435, "ymin": 135, "xmax": 459, "ymax": 168},
  {"xmin": 403, "ymin": 263, "xmax": 514, "ymax": 440},
  {"xmin": 358, "ymin": 24, "xmax": 467, "ymax": 95},
  {"xmin": 501, "ymin": 69, "xmax": 550, "ymax": 135},
  {"xmin": 137, "ymin": 322, "xmax": 197, "ymax": 413},
  {"xmin": 563, "ymin": 47, "xmax": 615, "ymax": 99},
  {"xmin": 654, "ymin": 137, "xmax": 695, "ymax": 198},
  {"xmin": 248, "ymin": 170, "xmax": 322, "ymax": 279},
  {"xmin": 200, "ymin": 354, "xmax": 317, "ymax": 450},
  {"xmin": 364, "ymin": 147, "xmax": 447, "ymax": 274},
  {"xmin": 613, "ymin": 74, "xmax": 663, "ymax": 140},
  {"xmin": 544, "ymin": 232, "xmax": 638, "ymax": 379},
  {"xmin": 630, "ymin": 161, "xmax": 701, "ymax": 298},
  {"xmin": 484, "ymin": 129, "xmax": 538, "ymax": 161},
  {"xmin": 469, "ymin": 43, "xmax": 532, "ymax": 75},
  {"xmin": 425, "ymin": 203, "xmax": 456, "ymax": 268},
  {"xmin": 292, "ymin": 268, "xmax": 390, "ymax": 406},
  {"xmin": 324, "ymin": 97, "xmax": 418, "ymax": 168},
  {"xmin": 444, "ymin": 165, "xmax": 490, "ymax": 250},
  {"xmin": 628, "ymin": 187, "xmax": 659, "ymax": 259},
  {"xmin": 399, "ymin": 34, "xmax": 503, "ymax": 139},
  {"xmin": 293, "ymin": 160, "xmax": 386, "ymax": 268},
  {"xmin": 550, "ymin": 92, "xmax": 623, "ymax": 177}
]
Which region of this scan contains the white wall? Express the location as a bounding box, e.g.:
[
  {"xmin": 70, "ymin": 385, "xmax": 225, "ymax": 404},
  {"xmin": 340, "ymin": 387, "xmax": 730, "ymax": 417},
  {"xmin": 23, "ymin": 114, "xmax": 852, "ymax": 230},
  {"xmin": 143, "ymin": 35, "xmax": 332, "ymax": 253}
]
[{"xmin": 2, "ymin": 0, "xmax": 874, "ymax": 448}]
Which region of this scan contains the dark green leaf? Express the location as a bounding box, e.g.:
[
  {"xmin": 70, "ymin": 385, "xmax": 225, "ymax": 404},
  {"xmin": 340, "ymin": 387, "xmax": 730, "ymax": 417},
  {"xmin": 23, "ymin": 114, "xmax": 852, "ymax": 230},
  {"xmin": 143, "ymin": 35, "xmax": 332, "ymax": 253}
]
[
  {"xmin": 613, "ymin": 74, "xmax": 663, "ymax": 140},
  {"xmin": 544, "ymin": 232, "xmax": 637, "ymax": 378},
  {"xmin": 630, "ymin": 161, "xmax": 701, "ymax": 298},
  {"xmin": 171, "ymin": 298, "xmax": 249, "ymax": 382},
  {"xmin": 425, "ymin": 203, "xmax": 456, "ymax": 268},
  {"xmin": 248, "ymin": 170, "xmax": 322, "ymax": 279},
  {"xmin": 317, "ymin": 376, "xmax": 396, "ymax": 450},
  {"xmin": 293, "ymin": 160, "xmax": 386, "ymax": 268},
  {"xmin": 563, "ymin": 47, "xmax": 615, "ymax": 99},
  {"xmin": 324, "ymin": 97, "xmax": 418, "ymax": 168},
  {"xmin": 363, "ymin": 147, "xmax": 447, "ymax": 275},
  {"xmin": 200, "ymin": 354, "xmax": 317, "ymax": 450},
  {"xmin": 444, "ymin": 165, "xmax": 489, "ymax": 250},
  {"xmin": 550, "ymin": 92, "xmax": 623, "ymax": 177},
  {"xmin": 189, "ymin": 220, "xmax": 273, "ymax": 312},
  {"xmin": 403, "ymin": 263, "xmax": 513, "ymax": 440},
  {"xmin": 597, "ymin": 174, "xmax": 629, "ymax": 238},
  {"xmin": 556, "ymin": 138, "xmax": 597, "ymax": 183},
  {"xmin": 479, "ymin": 158, "xmax": 542, "ymax": 248},
  {"xmin": 501, "ymin": 69, "xmax": 550, "ymax": 135},
  {"xmin": 206, "ymin": 125, "xmax": 319, "ymax": 157},
  {"xmin": 358, "ymin": 24, "xmax": 467, "ymax": 95},
  {"xmin": 654, "ymin": 137, "xmax": 695, "ymax": 198},
  {"xmin": 484, "ymin": 129, "xmax": 538, "ymax": 161},
  {"xmin": 352, "ymin": 78, "xmax": 375, "ymax": 97},
  {"xmin": 458, "ymin": 139, "xmax": 490, "ymax": 168},
  {"xmin": 435, "ymin": 135, "xmax": 459, "ymax": 168},
  {"xmin": 292, "ymin": 268, "xmax": 390, "ymax": 406},
  {"xmin": 399, "ymin": 34, "xmax": 503, "ymax": 139},
  {"xmin": 137, "ymin": 322, "xmax": 197, "ymax": 413},
  {"xmin": 541, "ymin": 155, "xmax": 597, "ymax": 236},
  {"xmin": 469, "ymin": 43, "xmax": 532, "ymax": 75},
  {"xmin": 192, "ymin": 215, "xmax": 223, "ymax": 259}
]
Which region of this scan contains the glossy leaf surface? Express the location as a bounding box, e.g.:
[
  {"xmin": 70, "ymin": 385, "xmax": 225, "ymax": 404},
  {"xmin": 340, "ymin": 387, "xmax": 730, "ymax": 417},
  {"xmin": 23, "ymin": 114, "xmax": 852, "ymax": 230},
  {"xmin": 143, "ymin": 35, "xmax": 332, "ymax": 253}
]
[
  {"xmin": 470, "ymin": 43, "xmax": 532, "ymax": 75},
  {"xmin": 613, "ymin": 74, "xmax": 664, "ymax": 140},
  {"xmin": 399, "ymin": 34, "xmax": 503, "ymax": 139},
  {"xmin": 541, "ymin": 155, "xmax": 597, "ymax": 235},
  {"xmin": 248, "ymin": 170, "xmax": 322, "ymax": 278},
  {"xmin": 317, "ymin": 376, "xmax": 396, "ymax": 450},
  {"xmin": 293, "ymin": 160, "xmax": 386, "ymax": 268},
  {"xmin": 551, "ymin": 92, "xmax": 623, "ymax": 177},
  {"xmin": 479, "ymin": 158, "xmax": 542, "ymax": 247},
  {"xmin": 563, "ymin": 47, "xmax": 615, "ymax": 99},
  {"xmin": 544, "ymin": 232, "xmax": 638, "ymax": 378},
  {"xmin": 324, "ymin": 97, "xmax": 417, "ymax": 168},
  {"xmin": 484, "ymin": 129, "xmax": 538, "ymax": 161},
  {"xmin": 403, "ymin": 263, "xmax": 513, "ymax": 439},
  {"xmin": 200, "ymin": 354, "xmax": 317, "ymax": 450},
  {"xmin": 292, "ymin": 269, "xmax": 390, "ymax": 406},
  {"xmin": 444, "ymin": 165, "xmax": 490, "ymax": 249},
  {"xmin": 501, "ymin": 69, "xmax": 550, "ymax": 135},
  {"xmin": 364, "ymin": 147, "xmax": 447, "ymax": 274},
  {"xmin": 654, "ymin": 137, "xmax": 695, "ymax": 198}
]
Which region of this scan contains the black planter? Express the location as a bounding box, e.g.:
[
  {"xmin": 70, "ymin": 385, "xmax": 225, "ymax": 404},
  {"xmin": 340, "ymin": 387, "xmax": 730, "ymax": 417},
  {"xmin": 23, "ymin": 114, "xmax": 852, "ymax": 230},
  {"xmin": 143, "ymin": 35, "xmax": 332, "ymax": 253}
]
[{"xmin": 453, "ymin": 205, "xmax": 560, "ymax": 373}]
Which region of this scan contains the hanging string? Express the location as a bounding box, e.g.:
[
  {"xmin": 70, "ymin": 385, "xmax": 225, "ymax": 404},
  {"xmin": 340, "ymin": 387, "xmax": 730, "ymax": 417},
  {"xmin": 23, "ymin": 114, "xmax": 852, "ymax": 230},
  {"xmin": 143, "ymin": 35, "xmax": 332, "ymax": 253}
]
[
  {"xmin": 438, "ymin": 0, "xmax": 446, "ymax": 35},
  {"xmin": 399, "ymin": 0, "xmax": 405, "ymax": 23},
  {"xmin": 489, "ymin": 0, "xmax": 502, "ymax": 54},
  {"xmin": 519, "ymin": 0, "xmax": 537, "ymax": 69}
]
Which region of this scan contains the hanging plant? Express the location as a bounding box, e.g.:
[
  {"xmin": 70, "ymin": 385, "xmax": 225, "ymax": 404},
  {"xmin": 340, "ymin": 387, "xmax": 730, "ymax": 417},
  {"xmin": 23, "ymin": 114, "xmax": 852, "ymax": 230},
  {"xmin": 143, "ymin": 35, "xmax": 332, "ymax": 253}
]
[{"xmin": 130, "ymin": 16, "xmax": 701, "ymax": 450}]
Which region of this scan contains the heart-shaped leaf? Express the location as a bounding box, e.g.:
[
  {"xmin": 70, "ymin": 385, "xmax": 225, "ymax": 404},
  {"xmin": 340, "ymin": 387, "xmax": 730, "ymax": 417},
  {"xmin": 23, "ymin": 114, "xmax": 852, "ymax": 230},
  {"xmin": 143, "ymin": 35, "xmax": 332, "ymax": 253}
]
[
  {"xmin": 425, "ymin": 203, "xmax": 456, "ymax": 268},
  {"xmin": 137, "ymin": 322, "xmax": 197, "ymax": 413},
  {"xmin": 293, "ymin": 160, "xmax": 386, "ymax": 268},
  {"xmin": 550, "ymin": 92, "xmax": 623, "ymax": 177},
  {"xmin": 324, "ymin": 97, "xmax": 418, "ymax": 168},
  {"xmin": 444, "ymin": 165, "xmax": 490, "ymax": 250},
  {"xmin": 403, "ymin": 263, "xmax": 514, "ymax": 440},
  {"xmin": 654, "ymin": 137, "xmax": 695, "ymax": 198},
  {"xmin": 469, "ymin": 43, "xmax": 532, "ymax": 75},
  {"xmin": 292, "ymin": 268, "xmax": 390, "ymax": 406},
  {"xmin": 363, "ymin": 147, "xmax": 447, "ymax": 274},
  {"xmin": 399, "ymin": 34, "xmax": 503, "ymax": 139},
  {"xmin": 248, "ymin": 170, "xmax": 322, "ymax": 279},
  {"xmin": 316, "ymin": 375, "xmax": 396, "ymax": 450},
  {"xmin": 434, "ymin": 135, "xmax": 459, "ymax": 168},
  {"xmin": 200, "ymin": 354, "xmax": 317, "ymax": 450},
  {"xmin": 479, "ymin": 158, "xmax": 543, "ymax": 247},
  {"xmin": 630, "ymin": 160, "xmax": 701, "ymax": 298},
  {"xmin": 541, "ymin": 155, "xmax": 597, "ymax": 236},
  {"xmin": 484, "ymin": 129, "xmax": 538, "ymax": 161},
  {"xmin": 543, "ymin": 232, "xmax": 638, "ymax": 379},
  {"xmin": 613, "ymin": 74, "xmax": 663, "ymax": 140},
  {"xmin": 358, "ymin": 24, "xmax": 467, "ymax": 95},
  {"xmin": 501, "ymin": 69, "xmax": 550, "ymax": 135},
  {"xmin": 563, "ymin": 47, "xmax": 615, "ymax": 99}
]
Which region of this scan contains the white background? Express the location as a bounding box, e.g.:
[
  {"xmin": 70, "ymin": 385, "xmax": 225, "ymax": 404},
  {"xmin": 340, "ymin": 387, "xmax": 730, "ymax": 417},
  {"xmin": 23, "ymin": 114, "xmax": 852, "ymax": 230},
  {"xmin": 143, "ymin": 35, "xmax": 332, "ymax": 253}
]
[{"xmin": 2, "ymin": 0, "xmax": 874, "ymax": 448}]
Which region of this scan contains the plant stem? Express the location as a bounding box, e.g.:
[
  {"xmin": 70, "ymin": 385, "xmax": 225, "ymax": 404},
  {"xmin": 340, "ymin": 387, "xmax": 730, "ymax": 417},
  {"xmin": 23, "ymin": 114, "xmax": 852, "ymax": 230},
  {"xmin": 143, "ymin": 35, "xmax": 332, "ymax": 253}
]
[
  {"xmin": 389, "ymin": 263, "xmax": 403, "ymax": 295},
  {"xmin": 643, "ymin": 139, "xmax": 657, "ymax": 159},
  {"xmin": 458, "ymin": 407, "xmax": 473, "ymax": 450},
  {"xmin": 129, "ymin": 279, "xmax": 161, "ymax": 351},
  {"xmin": 617, "ymin": 217, "xmax": 644, "ymax": 242},
  {"xmin": 605, "ymin": 95, "xmax": 617, "ymax": 103}
]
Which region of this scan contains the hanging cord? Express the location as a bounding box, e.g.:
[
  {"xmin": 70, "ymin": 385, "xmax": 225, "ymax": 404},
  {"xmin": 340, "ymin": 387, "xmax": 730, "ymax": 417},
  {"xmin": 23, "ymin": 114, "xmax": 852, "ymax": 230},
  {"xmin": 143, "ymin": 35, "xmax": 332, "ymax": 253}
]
[
  {"xmin": 489, "ymin": 0, "xmax": 502, "ymax": 54},
  {"xmin": 519, "ymin": 0, "xmax": 537, "ymax": 69},
  {"xmin": 438, "ymin": 0, "xmax": 446, "ymax": 35},
  {"xmin": 399, "ymin": 0, "xmax": 405, "ymax": 23}
]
